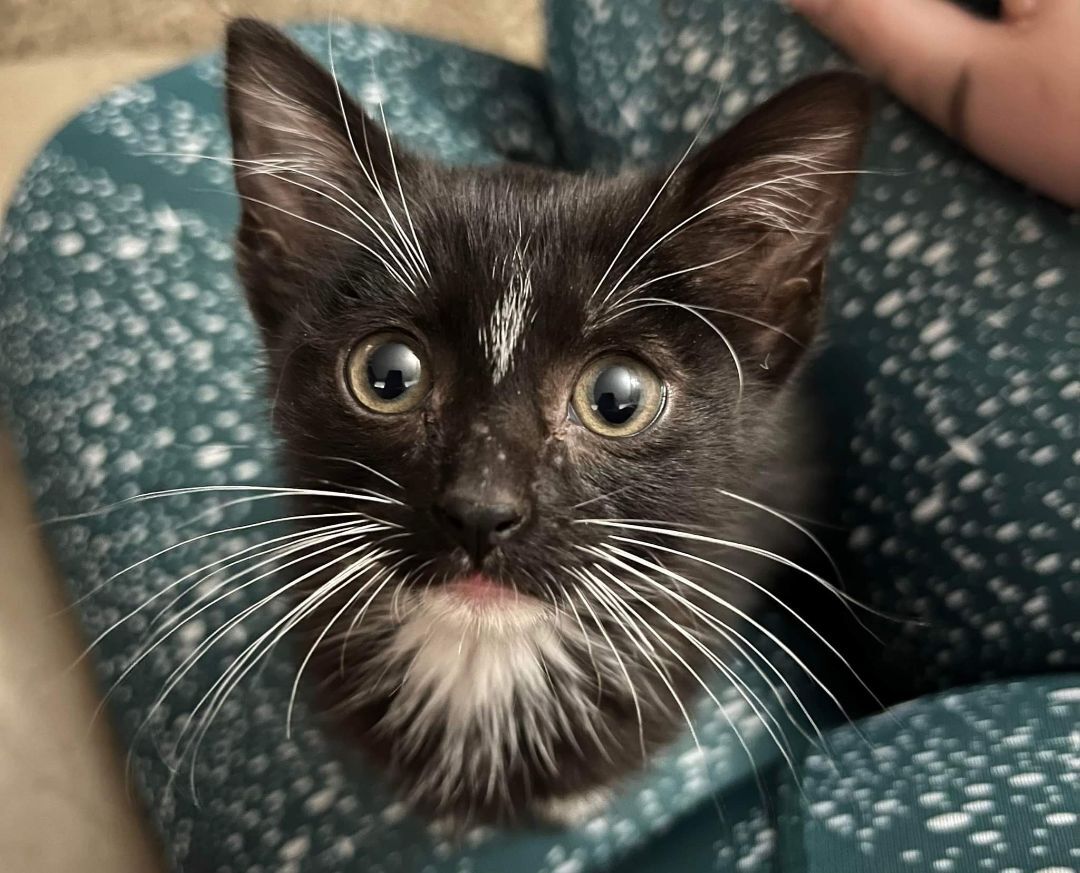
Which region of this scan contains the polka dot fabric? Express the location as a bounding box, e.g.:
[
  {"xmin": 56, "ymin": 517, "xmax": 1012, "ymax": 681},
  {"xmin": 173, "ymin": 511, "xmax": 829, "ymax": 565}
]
[
  {"xmin": 0, "ymin": 3, "xmax": 1076, "ymax": 872},
  {"xmin": 777, "ymin": 677, "xmax": 1080, "ymax": 872}
]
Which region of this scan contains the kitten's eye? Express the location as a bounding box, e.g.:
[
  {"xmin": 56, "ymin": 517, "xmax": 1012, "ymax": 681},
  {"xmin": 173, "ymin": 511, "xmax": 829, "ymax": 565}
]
[
  {"xmin": 346, "ymin": 332, "xmax": 430, "ymax": 414},
  {"xmin": 571, "ymin": 356, "xmax": 665, "ymax": 437}
]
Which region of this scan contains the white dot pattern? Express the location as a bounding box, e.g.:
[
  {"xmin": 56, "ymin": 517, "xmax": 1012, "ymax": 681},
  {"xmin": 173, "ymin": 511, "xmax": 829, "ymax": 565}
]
[{"xmin": 0, "ymin": 3, "xmax": 1076, "ymax": 871}]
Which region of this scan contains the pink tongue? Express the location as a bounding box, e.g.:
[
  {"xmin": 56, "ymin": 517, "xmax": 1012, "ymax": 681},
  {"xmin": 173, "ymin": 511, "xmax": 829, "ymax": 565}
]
[{"xmin": 445, "ymin": 573, "xmax": 516, "ymax": 602}]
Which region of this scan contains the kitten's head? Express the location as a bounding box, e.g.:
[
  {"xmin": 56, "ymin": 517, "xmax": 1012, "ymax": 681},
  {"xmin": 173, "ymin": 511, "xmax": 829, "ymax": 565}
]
[{"xmin": 225, "ymin": 19, "xmax": 869, "ymax": 669}]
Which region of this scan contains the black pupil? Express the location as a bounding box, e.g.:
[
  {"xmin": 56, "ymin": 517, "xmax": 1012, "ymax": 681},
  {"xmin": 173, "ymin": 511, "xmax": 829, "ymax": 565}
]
[
  {"xmin": 366, "ymin": 342, "xmax": 422, "ymax": 401},
  {"xmin": 592, "ymin": 364, "xmax": 641, "ymax": 425}
]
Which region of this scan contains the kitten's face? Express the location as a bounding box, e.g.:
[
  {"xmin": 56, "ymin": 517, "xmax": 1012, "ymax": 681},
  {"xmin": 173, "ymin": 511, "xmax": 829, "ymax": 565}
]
[
  {"xmin": 243, "ymin": 167, "xmax": 785, "ymax": 599},
  {"xmin": 225, "ymin": 19, "xmax": 869, "ymax": 820}
]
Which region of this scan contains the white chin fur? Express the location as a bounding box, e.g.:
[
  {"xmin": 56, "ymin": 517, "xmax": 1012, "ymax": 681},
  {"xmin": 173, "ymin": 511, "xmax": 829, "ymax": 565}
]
[
  {"xmin": 377, "ymin": 587, "xmax": 586, "ymax": 805},
  {"xmin": 414, "ymin": 585, "xmax": 551, "ymax": 634},
  {"xmin": 387, "ymin": 587, "xmax": 572, "ymax": 730}
]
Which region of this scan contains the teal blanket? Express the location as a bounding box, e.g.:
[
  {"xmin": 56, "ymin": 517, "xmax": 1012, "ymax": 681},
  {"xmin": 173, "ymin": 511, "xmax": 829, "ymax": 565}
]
[{"xmin": 0, "ymin": 1, "xmax": 1076, "ymax": 870}]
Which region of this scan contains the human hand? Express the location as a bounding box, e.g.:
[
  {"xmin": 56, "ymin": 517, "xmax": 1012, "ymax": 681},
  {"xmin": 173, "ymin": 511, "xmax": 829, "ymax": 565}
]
[{"xmin": 787, "ymin": 0, "xmax": 1080, "ymax": 208}]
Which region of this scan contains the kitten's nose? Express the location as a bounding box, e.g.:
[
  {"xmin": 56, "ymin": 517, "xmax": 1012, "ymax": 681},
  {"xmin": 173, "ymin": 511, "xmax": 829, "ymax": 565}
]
[{"xmin": 434, "ymin": 489, "xmax": 528, "ymax": 564}]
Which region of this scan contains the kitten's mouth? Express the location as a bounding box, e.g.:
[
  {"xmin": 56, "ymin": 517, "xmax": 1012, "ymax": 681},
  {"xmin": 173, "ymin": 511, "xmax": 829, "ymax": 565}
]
[
  {"xmin": 418, "ymin": 572, "xmax": 548, "ymax": 629},
  {"xmin": 442, "ymin": 572, "xmax": 522, "ymax": 603}
]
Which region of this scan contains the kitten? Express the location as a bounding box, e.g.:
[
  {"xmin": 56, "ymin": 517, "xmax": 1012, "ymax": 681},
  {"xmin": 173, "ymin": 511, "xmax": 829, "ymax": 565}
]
[{"xmin": 224, "ymin": 18, "xmax": 870, "ymax": 827}]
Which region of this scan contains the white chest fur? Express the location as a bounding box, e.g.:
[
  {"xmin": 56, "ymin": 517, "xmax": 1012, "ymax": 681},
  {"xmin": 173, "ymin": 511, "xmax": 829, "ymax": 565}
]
[{"xmin": 375, "ymin": 590, "xmax": 586, "ymax": 803}]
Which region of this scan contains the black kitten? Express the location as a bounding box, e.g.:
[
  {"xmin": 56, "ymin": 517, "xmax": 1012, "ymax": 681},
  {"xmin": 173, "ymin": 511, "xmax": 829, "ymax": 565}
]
[{"xmin": 224, "ymin": 19, "xmax": 870, "ymax": 827}]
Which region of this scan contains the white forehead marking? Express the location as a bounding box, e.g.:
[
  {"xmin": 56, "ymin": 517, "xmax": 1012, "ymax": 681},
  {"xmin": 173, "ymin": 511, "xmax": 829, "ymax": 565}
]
[{"xmin": 480, "ymin": 233, "xmax": 535, "ymax": 384}]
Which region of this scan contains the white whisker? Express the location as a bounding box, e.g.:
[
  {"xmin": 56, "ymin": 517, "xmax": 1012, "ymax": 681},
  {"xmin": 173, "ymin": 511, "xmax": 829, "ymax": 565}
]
[
  {"xmin": 609, "ymin": 297, "xmax": 804, "ymax": 348},
  {"xmin": 600, "ymin": 169, "xmax": 877, "ymax": 305},
  {"xmin": 579, "ymin": 517, "xmax": 887, "ymax": 617},
  {"xmin": 576, "ymin": 571, "xmax": 714, "ymax": 788},
  {"xmin": 588, "ymin": 534, "xmax": 879, "ymax": 734},
  {"xmin": 178, "ymin": 545, "xmax": 399, "ymax": 792},
  {"xmin": 236, "ymin": 193, "xmax": 414, "ymax": 290},
  {"xmin": 603, "ymin": 243, "xmax": 758, "ymax": 310},
  {"xmin": 95, "ymin": 526, "xmax": 383, "ymax": 732},
  {"xmin": 74, "ymin": 513, "xmax": 374, "ymax": 662},
  {"xmin": 715, "ymin": 488, "xmax": 891, "ymax": 643},
  {"xmin": 592, "ymin": 79, "xmax": 730, "ymax": 306},
  {"xmin": 44, "ymin": 483, "xmax": 399, "ymax": 525},
  {"xmin": 167, "ymin": 539, "xmax": 393, "ymax": 761},
  {"xmin": 586, "ymin": 562, "xmax": 788, "ymax": 789},
  {"xmin": 373, "ymin": 93, "xmax": 430, "ymax": 279},
  {"xmin": 573, "ymin": 583, "xmax": 647, "ymax": 762},
  {"xmin": 590, "ymin": 134, "xmax": 705, "ymax": 303},
  {"xmin": 285, "ymin": 560, "xmax": 398, "ymax": 736},
  {"xmin": 589, "ymin": 551, "xmax": 823, "ymax": 757}
]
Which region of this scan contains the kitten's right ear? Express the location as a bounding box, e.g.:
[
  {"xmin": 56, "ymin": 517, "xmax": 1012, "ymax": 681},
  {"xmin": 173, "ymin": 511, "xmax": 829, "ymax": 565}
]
[{"xmin": 224, "ymin": 19, "xmax": 407, "ymax": 260}]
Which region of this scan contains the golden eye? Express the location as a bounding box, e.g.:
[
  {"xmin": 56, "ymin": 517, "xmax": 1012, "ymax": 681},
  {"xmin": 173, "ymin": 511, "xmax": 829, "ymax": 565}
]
[
  {"xmin": 345, "ymin": 332, "xmax": 430, "ymax": 414},
  {"xmin": 571, "ymin": 355, "xmax": 666, "ymax": 437}
]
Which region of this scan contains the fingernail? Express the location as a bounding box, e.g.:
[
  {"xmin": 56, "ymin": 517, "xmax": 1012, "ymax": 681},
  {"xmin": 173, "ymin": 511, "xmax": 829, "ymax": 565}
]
[{"xmin": 1004, "ymin": 0, "xmax": 1038, "ymax": 19}]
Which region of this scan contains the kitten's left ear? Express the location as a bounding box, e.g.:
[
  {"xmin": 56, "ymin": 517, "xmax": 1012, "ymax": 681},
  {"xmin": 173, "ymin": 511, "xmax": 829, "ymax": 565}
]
[{"xmin": 673, "ymin": 72, "xmax": 873, "ymax": 381}]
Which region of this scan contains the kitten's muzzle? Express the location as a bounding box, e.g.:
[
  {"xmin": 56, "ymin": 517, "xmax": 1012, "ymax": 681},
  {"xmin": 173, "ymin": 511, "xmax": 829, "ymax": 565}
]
[{"xmin": 432, "ymin": 488, "xmax": 529, "ymax": 565}]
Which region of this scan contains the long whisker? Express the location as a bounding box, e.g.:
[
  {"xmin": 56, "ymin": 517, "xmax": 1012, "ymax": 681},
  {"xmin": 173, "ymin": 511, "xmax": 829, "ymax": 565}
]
[
  {"xmin": 94, "ymin": 526, "xmax": 382, "ymax": 732},
  {"xmin": 73, "ymin": 514, "xmax": 375, "ymax": 662},
  {"xmin": 78, "ymin": 499, "xmax": 383, "ymax": 607},
  {"xmin": 589, "ymin": 551, "xmax": 823, "ymax": 756},
  {"xmin": 578, "ymin": 517, "xmax": 889, "ymax": 616},
  {"xmin": 142, "ymin": 150, "xmax": 421, "ymax": 287},
  {"xmin": 301, "ymin": 453, "xmax": 403, "ymax": 491},
  {"xmin": 591, "ymin": 539, "xmax": 871, "ymax": 733},
  {"xmin": 151, "ymin": 528, "xmax": 405, "ymax": 640},
  {"xmin": 285, "ymin": 549, "xmax": 417, "ymax": 734},
  {"xmin": 715, "ymin": 488, "xmax": 894, "ymax": 642},
  {"xmin": 600, "ymin": 169, "xmax": 879, "ymax": 305},
  {"xmin": 576, "ymin": 571, "xmax": 724, "ymax": 800},
  {"xmin": 177, "ymin": 545, "xmax": 399, "ymax": 791},
  {"xmin": 633, "ymin": 297, "xmax": 745, "ymax": 400},
  {"xmin": 43, "ymin": 483, "xmax": 398, "ymax": 525},
  {"xmin": 610, "ymin": 297, "xmax": 804, "ymax": 347},
  {"xmin": 237, "ymin": 162, "xmax": 418, "ymax": 284},
  {"xmin": 586, "ymin": 563, "xmax": 789, "ymax": 792},
  {"xmin": 720, "ymin": 488, "xmax": 840, "ymax": 583},
  {"xmin": 571, "ymin": 484, "xmax": 639, "ymax": 511},
  {"xmin": 163, "ymin": 537, "xmax": 389, "ymax": 749},
  {"xmin": 590, "ymin": 133, "xmax": 706, "ymax": 303},
  {"xmin": 564, "ymin": 588, "xmax": 604, "ymax": 701},
  {"xmin": 326, "ymin": 24, "xmax": 424, "ymax": 285},
  {"xmin": 572, "ymin": 584, "xmax": 647, "ymax": 762},
  {"xmin": 237, "ymin": 193, "xmax": 414, "ymax": 289},
  {"xmin": 286, "ymin": 561, "xmax": 396, "ymax": 736},
  {"xmin": 372, "ymin": 86, "xmax": 430, "ymax": 279},
  {"xmin": 592, "ymin": 77, "xmax": 731, "ymax": 306},
  {"xmin": 602, "ymin": 245, "xmax": 757, "ymax": 310}
]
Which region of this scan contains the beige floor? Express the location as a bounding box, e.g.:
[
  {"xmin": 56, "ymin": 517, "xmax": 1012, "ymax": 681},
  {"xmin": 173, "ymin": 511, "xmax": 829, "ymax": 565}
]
[{"xmin": 0, "ymin": 4, "xmax": 539, "ymax": 870}]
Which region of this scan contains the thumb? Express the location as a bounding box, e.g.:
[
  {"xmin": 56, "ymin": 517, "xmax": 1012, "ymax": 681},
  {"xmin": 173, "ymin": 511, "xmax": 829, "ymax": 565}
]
[{"xmin": 788, "ymin": 0, "xmax": 1000, "ymax": 139}]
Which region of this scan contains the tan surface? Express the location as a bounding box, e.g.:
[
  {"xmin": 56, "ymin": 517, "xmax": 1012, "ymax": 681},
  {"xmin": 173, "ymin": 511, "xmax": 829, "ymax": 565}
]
[
  {"xmin": 3, "ymin": 0, "xmax": 542, "ymax": 66},
  {"xmin": 0, "ymin": 430, "xmax": 165, "ymax": 870},
  {"xmin": 0, "ymin": 3, "xmax": 540, "ymax": 870}
]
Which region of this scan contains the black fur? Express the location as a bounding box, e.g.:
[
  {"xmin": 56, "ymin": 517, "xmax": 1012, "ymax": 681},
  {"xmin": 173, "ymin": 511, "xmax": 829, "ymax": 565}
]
[{"xmin": 225, "ymin": 18, "xmax": 871, "ymax": 826}]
